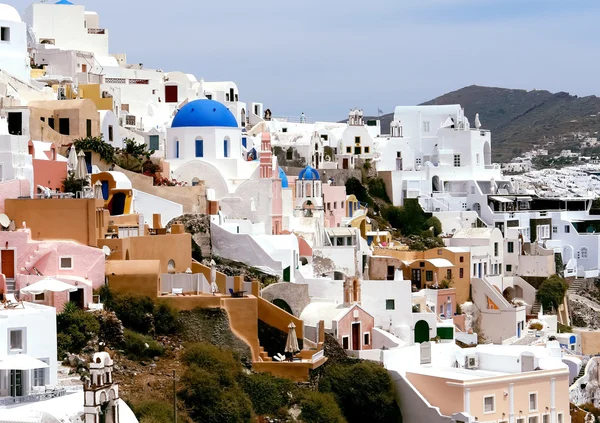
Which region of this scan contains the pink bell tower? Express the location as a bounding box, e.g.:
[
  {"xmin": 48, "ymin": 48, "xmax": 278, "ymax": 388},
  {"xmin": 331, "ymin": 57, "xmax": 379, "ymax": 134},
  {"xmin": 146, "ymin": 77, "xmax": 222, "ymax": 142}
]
[{"xmin": 260, "ymin": 132, "xmax": 273, "ymax": 179}]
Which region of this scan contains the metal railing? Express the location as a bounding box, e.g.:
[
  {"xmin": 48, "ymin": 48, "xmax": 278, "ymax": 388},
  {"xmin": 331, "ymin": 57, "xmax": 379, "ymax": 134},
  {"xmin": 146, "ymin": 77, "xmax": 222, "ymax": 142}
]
[{"xmin": 0, "ymin": 387, "xmax": 66, "ymax": 406}]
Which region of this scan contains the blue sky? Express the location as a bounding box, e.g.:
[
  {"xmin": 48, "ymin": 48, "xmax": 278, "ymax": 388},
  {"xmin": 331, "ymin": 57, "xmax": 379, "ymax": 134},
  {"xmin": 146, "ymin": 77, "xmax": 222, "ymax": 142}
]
[{"xmin": 7, "ymin": 0, "xmax": 600, "ymax": 120}]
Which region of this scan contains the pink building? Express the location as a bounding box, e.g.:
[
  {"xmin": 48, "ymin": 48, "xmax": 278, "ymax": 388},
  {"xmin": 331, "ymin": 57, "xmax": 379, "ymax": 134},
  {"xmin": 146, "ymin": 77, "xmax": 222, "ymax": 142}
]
[
  {"xmin": 259, "ymin": 133, "xmax": 284, "ymax": 234},
  {"xmin": 322, "ymin": 184, "xmax": 347, "ymax": 228},
  {"xmin": 29, "ymin": 141, "xmax": 68, "ymax": 192},
  {"xmin": 0, "ymin": 229, "xmax": 104, "ymax": 311},
  {"xmin": 301, "ymin": 302, "xmax": 375, "ymax": 351}
]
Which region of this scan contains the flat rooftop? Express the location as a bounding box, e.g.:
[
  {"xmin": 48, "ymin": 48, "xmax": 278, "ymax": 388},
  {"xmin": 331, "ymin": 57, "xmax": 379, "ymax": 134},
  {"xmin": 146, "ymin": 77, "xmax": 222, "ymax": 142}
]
[{"xmin": 407, "ymin": 365, "xmax": 508, "ymax": 381}]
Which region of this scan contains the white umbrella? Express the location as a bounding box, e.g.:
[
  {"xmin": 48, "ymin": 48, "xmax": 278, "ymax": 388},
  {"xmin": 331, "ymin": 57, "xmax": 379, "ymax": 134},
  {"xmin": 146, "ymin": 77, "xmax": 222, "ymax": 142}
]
[
  {"xmin": 285, "ymin": 322, "xmax": 300, "ymax": 354},
  {"xmin": 210, "ymin": 259, "xmax": 218, "ymax": 294},
  {"xmin": 94, "ymin": 180, "xmax": 103, "ymax": 199},
  {"xmin": 76, "ymin": 150, "xmax": 88, "ymax": 180},
  {"xmin": 0, "ymin": 354, "xmax": 49, "ymax": 370},
  {"xmin": 20, "ymin": 277, "xmax": 78, "ymax": 295},
  {"xmin": 67, "ymin": 147, "xmax": 78, "ymax": 173}
]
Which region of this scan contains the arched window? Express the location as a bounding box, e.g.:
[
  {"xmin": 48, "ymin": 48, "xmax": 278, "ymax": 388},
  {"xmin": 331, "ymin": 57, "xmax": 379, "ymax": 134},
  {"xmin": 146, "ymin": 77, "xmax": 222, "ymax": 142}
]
[
  {"xmin": 224, "ymin": 137, "xmax": 229, "ymax": 158},
  {"xmin": 581, "ymin": 247, "xmax": 589, "ymax": 259},
  {"xmin": 192, "ymin": 177, "xmax": 200, "ymax": 187},
  {"xmin": 175, "ymin": 140, "xmax": 180, "ymax": 158},
  {"xmin": 195, "ymin": 138, "xmax": 203, "ymax": 158},
  {"xmin": 167, "ymin": 260, "xmax": 176, "ymax": 273}
]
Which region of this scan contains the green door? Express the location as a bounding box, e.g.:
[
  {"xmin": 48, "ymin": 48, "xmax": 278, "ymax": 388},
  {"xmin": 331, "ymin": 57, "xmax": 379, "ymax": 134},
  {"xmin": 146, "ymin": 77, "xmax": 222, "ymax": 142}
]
[
  {"xmin": 414, "ymin": 320, "xmax": 430, "ymax": 344},
  {"xmin": 283, "ymin": 266, "xmax": 291, "ymax": 282}
]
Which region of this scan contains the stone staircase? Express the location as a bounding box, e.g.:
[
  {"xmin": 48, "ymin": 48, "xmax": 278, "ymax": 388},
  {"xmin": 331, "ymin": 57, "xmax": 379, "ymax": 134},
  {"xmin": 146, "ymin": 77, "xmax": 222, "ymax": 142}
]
[
  {"xmin": 568, "ymin": 279, "xmax": 586, "ymax": 295},
  {"xmin": 258, "ymin": 346, "xmax": 272, "ymax": 362},
  {"xmin": 576, "ymin": 363, "xmax": 586, "ymax": 381},
  {"xmin": 531, "ymin": 300, "xmax": 542, "ymax": 315}
]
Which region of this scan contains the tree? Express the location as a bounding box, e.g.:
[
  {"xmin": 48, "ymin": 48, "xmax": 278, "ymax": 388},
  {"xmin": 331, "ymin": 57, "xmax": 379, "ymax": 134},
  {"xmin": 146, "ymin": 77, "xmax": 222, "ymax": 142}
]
[
  {"xmin": 318, "ymin": 361, "xmax": 400, "ymax": 423},
  {"xmin": 117, "ymin": 138, "xmax": 154, "ymax": 172},
  {"xmin": 74, "ymin": 135, "xmax": 116, "ymax": 164},
  {"xmin": 536, "ymin": 275, "xmax": 568, "ymax": 311}
]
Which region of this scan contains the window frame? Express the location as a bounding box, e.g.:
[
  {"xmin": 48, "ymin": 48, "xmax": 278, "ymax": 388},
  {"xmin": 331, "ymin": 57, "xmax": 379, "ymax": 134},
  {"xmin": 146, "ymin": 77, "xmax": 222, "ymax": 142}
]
[
  {"xmin": 1, "ymin": 26, "xmax": 10, "ymax": 42},
  {"xmin": 528, "ymin": 415, "xmax": 540, "ymax": 423},
  {"xmin": 507, "ymin": 241, "xmax": 514, "ymax": 253},
  {"xmin": 529, "ymin": 391, "xmax": 538, "ymax": 412},
  {"xmin": 483, "ymin": 394, "xmax": 495, "ymax": 414},
  {"xmin": 363, "ymin": 332, "xmax": 370, "ymax": 346},
  {"xmin": 59, "ymin": 255, "xmax": 74, "ymax": 270},
  {"xmin": 385, "ymin": 299, "xmax": 395, "ymax": 310},
  {"xmin": 342, "ymin": 336, "xmax": 349, "ymax": 349},
  {"xmin": 8, "ymin": 328, "xmax": 26, "ymax": 353}
]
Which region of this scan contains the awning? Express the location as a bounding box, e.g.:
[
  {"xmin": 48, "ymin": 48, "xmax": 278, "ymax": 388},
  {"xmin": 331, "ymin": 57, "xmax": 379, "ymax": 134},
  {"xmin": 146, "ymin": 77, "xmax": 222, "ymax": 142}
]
[
  {"xmin": 490, "ymin": 196, "xmax": 513, "ymax": 203},
  {"xmin": 0, "ymin": 354, "xmax": 49, "ymax": 370},
  {"xmin": 20, "ymin": 277, "xmax": 78, "ymax": 295}
]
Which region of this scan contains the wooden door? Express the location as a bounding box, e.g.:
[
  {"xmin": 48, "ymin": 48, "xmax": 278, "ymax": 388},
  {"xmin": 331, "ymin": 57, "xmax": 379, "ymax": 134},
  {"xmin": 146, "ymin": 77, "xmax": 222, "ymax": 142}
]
[
  {"xmin": 2, "ymin": 250, "xmax": 15, "ymax": 279},
  {"xmin": 411, "ymin": 269, "xmax": 421, "ymax": 288},
  {"xmin": 343, "ymin": 158, "xmax": 348, "ymax": 169},
  {"xmin": 352, "ymin": 323, "xmax": 360, "ymax": 350},
  {"xmin": 69, "ymin": 288, "xmax": 85, "ymax": 309}
]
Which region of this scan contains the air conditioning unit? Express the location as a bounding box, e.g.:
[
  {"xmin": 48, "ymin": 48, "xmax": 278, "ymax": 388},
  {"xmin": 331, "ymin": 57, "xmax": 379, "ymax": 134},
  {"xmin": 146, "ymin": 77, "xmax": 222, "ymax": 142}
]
[{"xmin": 465, "ymin": 354, "xmax": 479, "ymax": 369}]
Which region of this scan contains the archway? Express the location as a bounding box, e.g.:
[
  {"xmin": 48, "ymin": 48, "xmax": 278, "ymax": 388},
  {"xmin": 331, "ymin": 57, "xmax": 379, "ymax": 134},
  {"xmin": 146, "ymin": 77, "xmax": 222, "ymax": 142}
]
[
  {"xmin": 272, "ymin": 299, "xmax": 293, "ymax": 315},
  {"xmin": 432, "ymin": 175, "xmax": 441, "ymax": 192},
  {"xmin": 514, "ymin": 284, "xmax": 524, "ymax": 299},
  {"xmin": 192, "ymin": 177, "xmax": 200, "ymax": 186},
  {"xmin": 503, "ymin": 286, "xmax": 515, "ymax": 302},
  {"xmin": 483, "ymin": 142, "xmax": 491, "ymax": 166},
  {"xmin": 562, "ymin": 245, "xmax": 574, "ymax": 263},
  {"xmin": 167, "ymin": 260, "xmax": 176, "ymax": 274},
  {"xmin": 300, "ymin": 257, "xmax": 308, "ymax": 266},
  {"xmin": 414, "ymin": 320, "xmax": 430, "ymax": 344}
]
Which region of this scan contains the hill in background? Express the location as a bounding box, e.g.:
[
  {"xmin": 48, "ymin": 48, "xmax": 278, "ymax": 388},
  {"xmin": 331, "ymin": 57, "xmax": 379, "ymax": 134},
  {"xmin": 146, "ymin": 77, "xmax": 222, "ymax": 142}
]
[{"xmin": 371, "ymin": 85, "xmax": 600, "ymax": 161}]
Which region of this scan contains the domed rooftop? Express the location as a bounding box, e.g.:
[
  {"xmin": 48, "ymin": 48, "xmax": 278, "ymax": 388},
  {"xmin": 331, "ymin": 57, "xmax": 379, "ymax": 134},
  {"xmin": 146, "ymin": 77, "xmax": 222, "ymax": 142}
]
[
  {"xmin": 298, "ymin": 165, "xmax": 320, "ymax": 181},
  {"xmin": 278, "ymin": 167, "xmax": 289, "ymax": 188},
  {"xmin": 0, "ymin": 4, "xmax": 22, "ymax": 22},
  {"xmin": 171, "ymin": 99, "xmax": 238, "ymax": 128},
  {"xmin": 55, "ymin": 0, "xmax": 74, "ymax": 4}
]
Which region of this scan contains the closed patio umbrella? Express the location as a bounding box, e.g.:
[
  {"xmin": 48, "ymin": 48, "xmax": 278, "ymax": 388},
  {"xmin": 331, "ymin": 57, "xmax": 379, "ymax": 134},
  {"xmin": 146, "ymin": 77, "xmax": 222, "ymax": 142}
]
[
  {"xmin": 67, "ymin": 147, "xmax": 78, "ymax": 173},
  {"xmin": 76, "ymin": 150, "xmax": 88, "ymax": 180},
  {"xmin": 285, "ymin": 322, "xmax": 300, "ymax": 354},
  {"xmin": 94, "ymin": 180, "xmax": 103, "ymax": 199},
  {"xmin": 210, "ymin": 259, "xmax": 218, "ymax": 294},
  {"xmin": 0, "ymin": 354, "xmax": 49, "ymax": 371}
]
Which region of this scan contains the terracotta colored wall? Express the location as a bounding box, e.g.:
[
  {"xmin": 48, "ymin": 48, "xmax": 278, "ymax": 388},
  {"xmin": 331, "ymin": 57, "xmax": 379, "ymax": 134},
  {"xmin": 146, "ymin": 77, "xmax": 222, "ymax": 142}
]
[
  {"xmin": 406, "ymin": 372, "xmax": 464, "ymax": 417},
  {"xmin": 257, "ymin": 296, "xmax": 304, "ymax": 339},
  {"xmin": 222, "ymin": 297, "xmax": 260, "ymax": 361},
  {"xmin": 424, "ymin": 249, "xmax": 470, "ymax": 305},
  {"xmin": 33, "ymin": 158, "xmax": 67, "ymax": 192},
  {"xmin": 574, "ymin": 330, "xmax": 600, "ymax": 355},
  {"xmin": 5, "ymin": 198, "xmax": 103, "ymax": 247},
  {"xmin": 336, "ymin": 307, "xmax": 374, "ymax": 350},
  {"xmin": 99, "ymin": 233, "xmax": 192, "ymax": 274},
  {"xmin": 105, "ymin": 260, "xmax": 160, "ymax": 298},
  {"xmin": 158, "ymin": 295, "xmax": 222, "ymax": 310}
]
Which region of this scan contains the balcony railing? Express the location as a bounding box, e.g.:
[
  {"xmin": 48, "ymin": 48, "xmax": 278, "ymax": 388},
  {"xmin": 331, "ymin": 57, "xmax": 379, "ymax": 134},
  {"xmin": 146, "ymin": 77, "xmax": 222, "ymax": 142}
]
[
  {"xmin": 0, "ymin": 387, "xmax": 66, "ymax": 406},
  {"xmin": 87, "ymin": 28, "xmax": 106, "ymax": 35}
]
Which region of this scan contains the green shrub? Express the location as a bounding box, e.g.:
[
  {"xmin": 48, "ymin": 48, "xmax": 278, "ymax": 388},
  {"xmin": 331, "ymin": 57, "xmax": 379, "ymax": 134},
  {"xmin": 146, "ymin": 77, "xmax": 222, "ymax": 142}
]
[
  {"xmin": 96, "ymin": 310, "xmax": 125, "ymax": 348},
  {"xmin": 110, "ymin": 294, "xmax": 156, "ymax": 334},
  {"xmin": 123, "ymin": 329, "xmax": 164, "ymax": 360},
  {"xmin": 133, "ymin": 400, "xmax": 173, "ymax": 423},
  {"xmin": 179, "ymin": 364, "xmax": 252, "ymax": 423},
  {"xmin": 319, "ymin": 361, "xmax": 400, "ymax": 423},
  {"xmin": 153, "ymin": 302, "xmax": 178, "ymax": 335},
  {"xmin": 300, "ymin": 391, "xmax": 347, "ymax": 423},
  {"xmin": 366, "ymin": 178, "xmax": 391, "ymax": 203},
  {"xmin": 57, "ymin": 333, "xmax": 72, "ymax": 360},
  {"xmin": 240, "ymin": 372, "xmax": 295, "ymax": 415},
  {"xmin": 56, "ymin": 308, "xmax": 100, "ymax": 357},
  {"xmin": 182, "ymin": 343, "xmax": 241, "ymax": 386},
  {"xmin": 536, "ymin": 275, "xmax": 568, "ymax": 311}
]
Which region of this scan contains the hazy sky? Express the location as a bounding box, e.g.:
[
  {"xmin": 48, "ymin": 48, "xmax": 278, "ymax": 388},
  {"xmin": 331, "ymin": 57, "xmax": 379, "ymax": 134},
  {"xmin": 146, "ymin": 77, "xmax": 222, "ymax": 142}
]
[{"xmin": 8, "ymin": 0, "xmax": 600, "ymax": 120}]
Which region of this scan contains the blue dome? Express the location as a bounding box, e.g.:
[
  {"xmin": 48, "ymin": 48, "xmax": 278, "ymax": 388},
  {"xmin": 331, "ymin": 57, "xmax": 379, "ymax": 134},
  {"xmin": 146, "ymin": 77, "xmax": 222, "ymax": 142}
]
[
  {"xmin": 298, "ymin": 165, "xmax": 320, "ymax": 181},
  {"xmin": 55, "ymin": 0, "xmax": 74, "ymax": 4},
  {"xmin": 278, "ymin": 167, "xmax": 289, "ymax": 188},
  {"xmin": 171, "ymin": 99, "xmax": 238, "ymax": 128}
]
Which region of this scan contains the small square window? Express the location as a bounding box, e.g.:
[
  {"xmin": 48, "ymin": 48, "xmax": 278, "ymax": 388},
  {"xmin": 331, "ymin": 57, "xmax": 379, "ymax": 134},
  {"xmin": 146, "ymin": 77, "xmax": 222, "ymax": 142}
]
[
  {"xmin": 386, "ymin": 299, "xmax": 395, "ymax": 310},
  {"xmin": 59, "ymin": 256, "xmax": 73, "ymax": 270},
  {"xmin": 34, "ymin": 293, "xmax": 45, "ymax": 302},
  {"xmin": 506, "ymin": 264, "xmax": 512, "ymax": 272},
  {"xmin": 346, "ymin": 146, "xmax": 352, "ymax": 153},
  {"xmin": 282, "ymin": 128, "xmax": 288, "ymax": 133},
  {"xmin": 1, "ymin": 27, "xmax": 10, "ymax": 42},
  {"xmin": 552, "ymin": 226, "xmax": 558, "ymax": 234},
  {"xmin": 426, "ymin": 271, "xmax": 433, "ymax": 282},
  {"xmin": 354, "ymin": 136, "xmax": 361, "ymax": 144},
  {"xmin": 364, "ymin": 146, "xmax": 370, "ymax": 153},
  {"xmin": 419, "ymin": 262, "xmax": 425, "ymax": 268},
  {"xmin": 364, "ymin": 333, "xmax": 370, "ymax": 345},
  {"xmin": 459, "ymin": 256, "xmax": 464, "ymax": 263}
]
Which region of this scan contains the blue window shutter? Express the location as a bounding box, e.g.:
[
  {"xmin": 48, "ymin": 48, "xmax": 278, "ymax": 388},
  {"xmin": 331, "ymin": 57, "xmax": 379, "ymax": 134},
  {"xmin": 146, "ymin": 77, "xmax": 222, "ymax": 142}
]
[
  {"xmin": 196, "ymin": 139, "xmax": 203, "ymax": 157},
  {"xmin": 224, "ymin": 139, "xmax": 228, "ymax": 157}
]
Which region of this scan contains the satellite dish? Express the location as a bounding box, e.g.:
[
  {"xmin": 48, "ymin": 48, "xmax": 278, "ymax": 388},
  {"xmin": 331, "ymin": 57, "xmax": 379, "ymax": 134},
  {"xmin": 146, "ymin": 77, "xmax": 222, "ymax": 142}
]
[
  {"xmin": 0, "ymin": 214, "xmax": 10, "ymax": 229},
  {"xmin": 102, "ymin": 245, "xmax": 111, "ymax": 257}
]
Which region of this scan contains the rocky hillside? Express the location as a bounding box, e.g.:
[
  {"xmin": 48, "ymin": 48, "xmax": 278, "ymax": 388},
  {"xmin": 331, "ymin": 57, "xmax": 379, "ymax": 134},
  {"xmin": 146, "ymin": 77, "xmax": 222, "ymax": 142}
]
[{"xmin": 371, "ymin": 86, "xmax": 600, "ymax": 161}]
